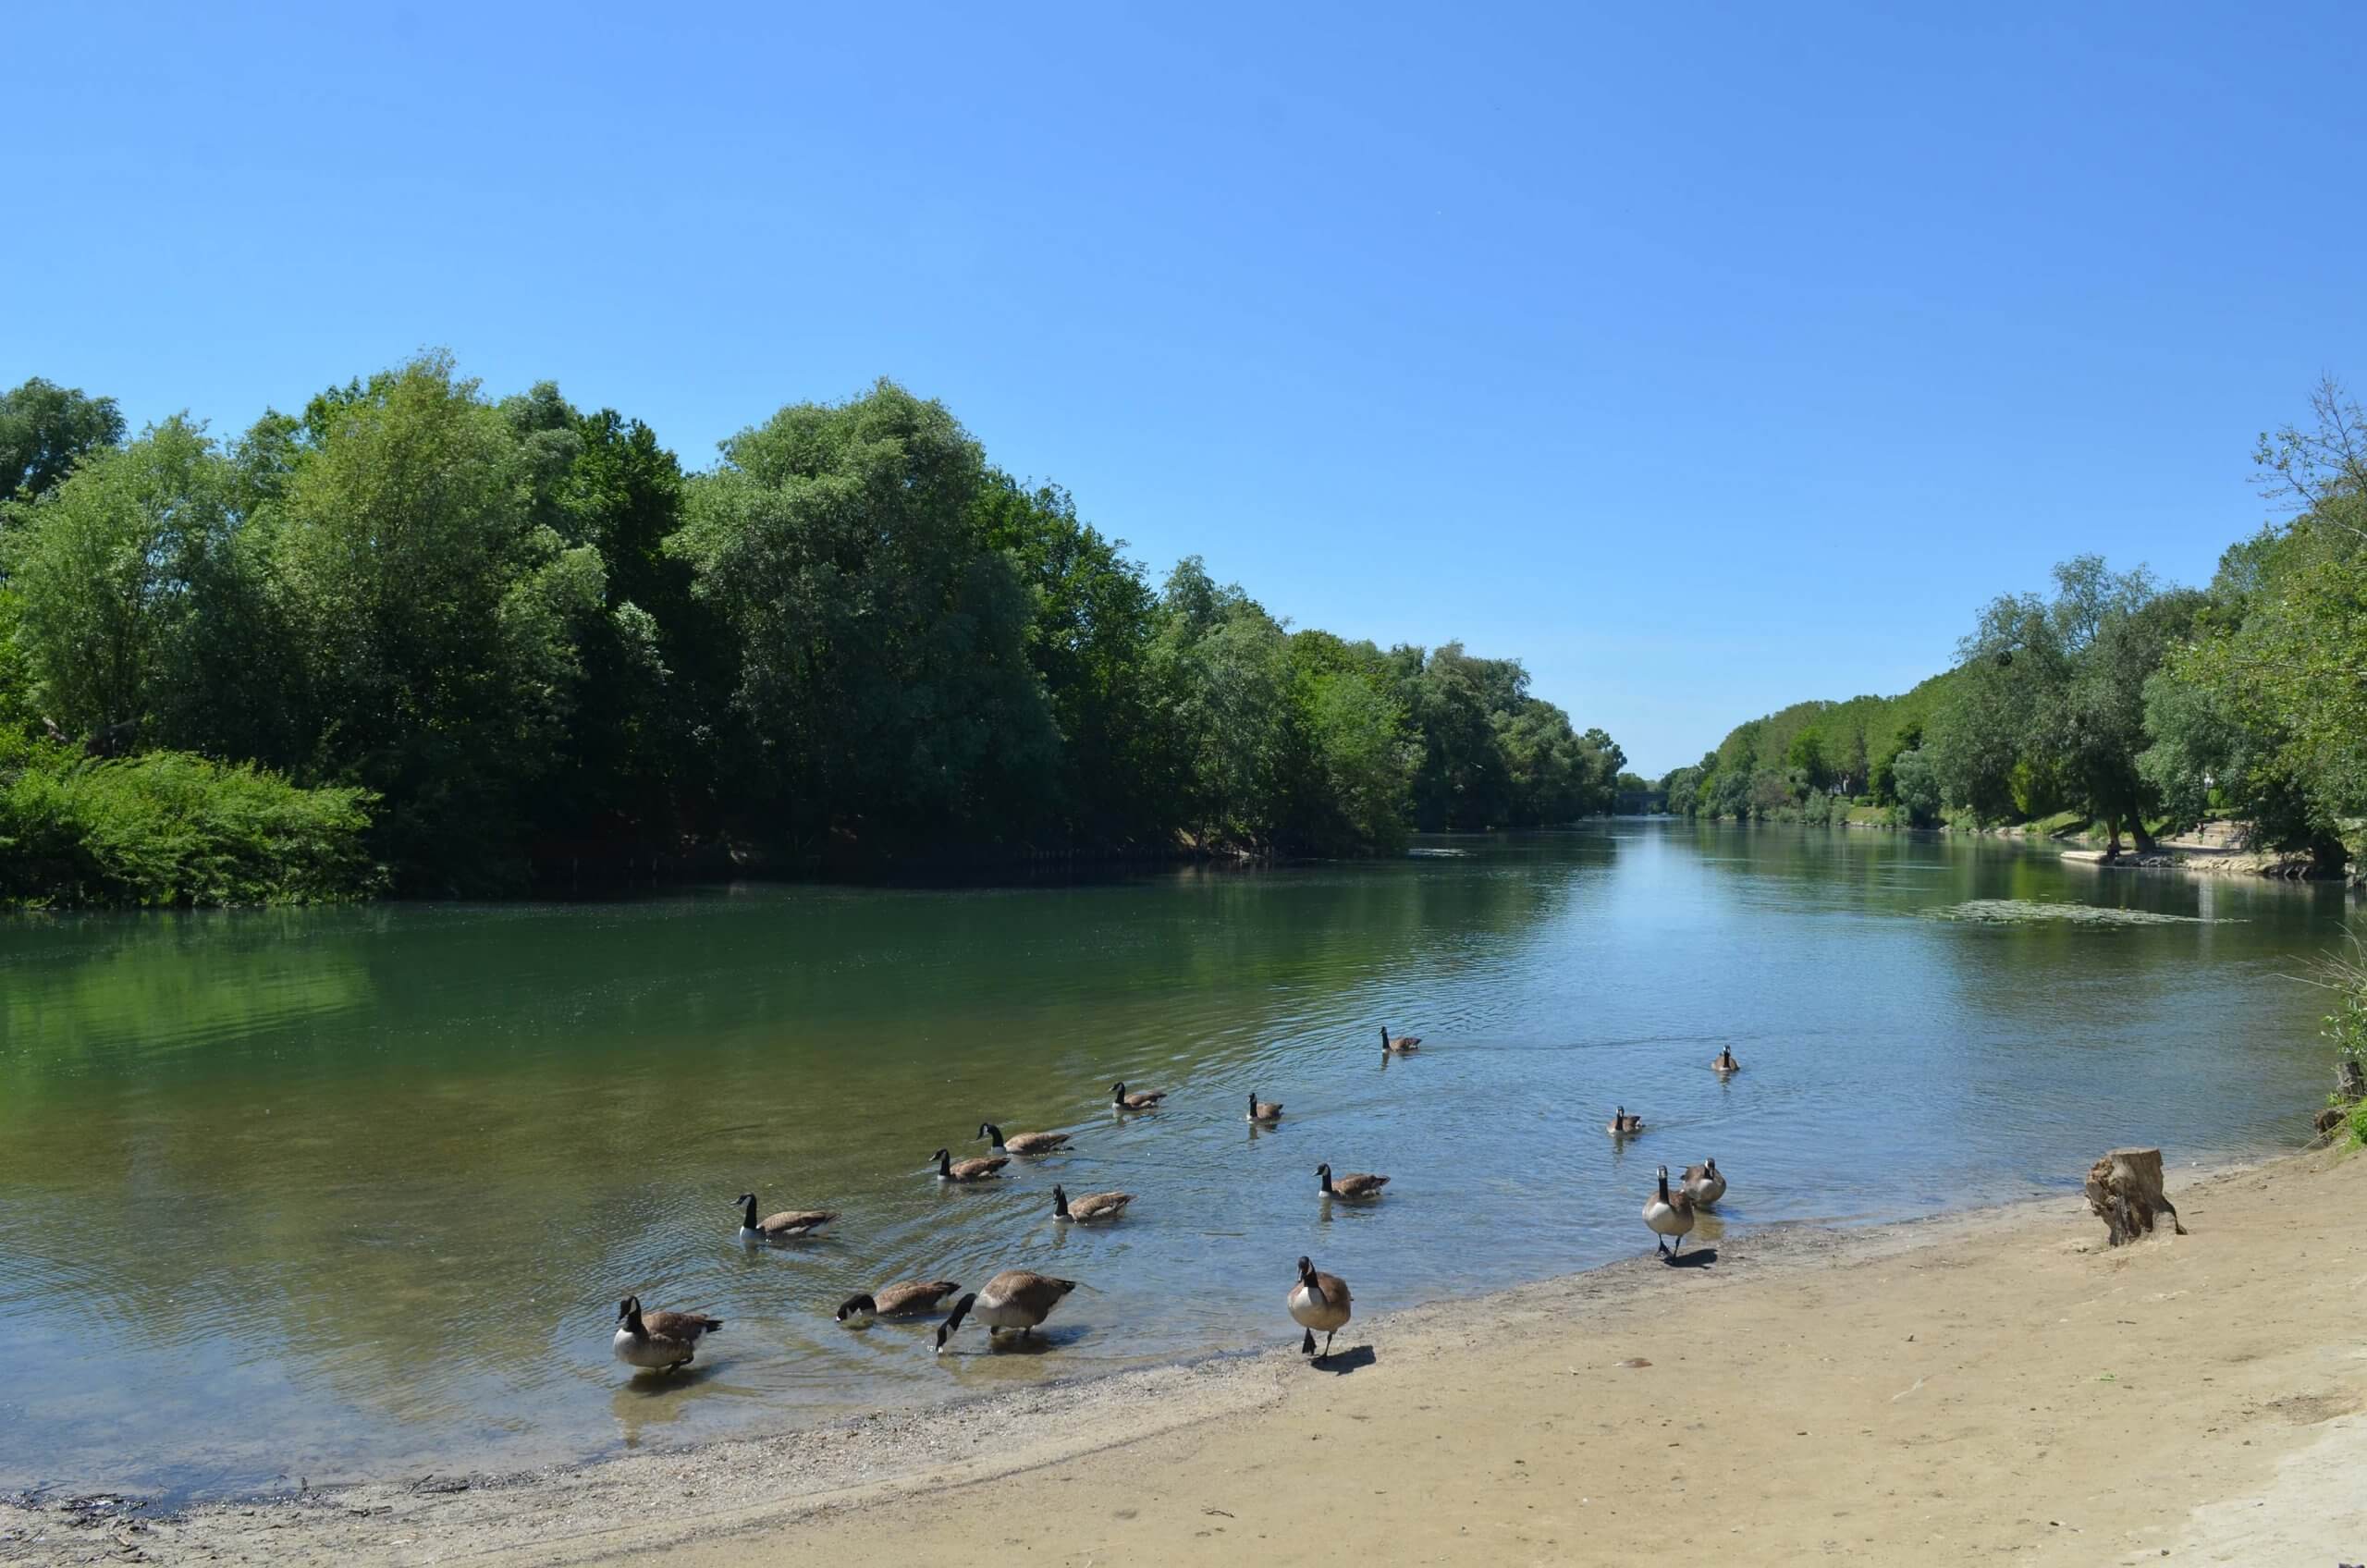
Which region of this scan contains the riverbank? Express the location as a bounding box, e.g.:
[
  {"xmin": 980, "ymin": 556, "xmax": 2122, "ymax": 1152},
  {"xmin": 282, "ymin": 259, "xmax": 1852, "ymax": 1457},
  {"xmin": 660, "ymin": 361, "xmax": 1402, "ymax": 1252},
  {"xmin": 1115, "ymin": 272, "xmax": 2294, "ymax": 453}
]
[{"xmin": 14, "ymin": 1145, "xmax": 2359, "ymax": 1566}]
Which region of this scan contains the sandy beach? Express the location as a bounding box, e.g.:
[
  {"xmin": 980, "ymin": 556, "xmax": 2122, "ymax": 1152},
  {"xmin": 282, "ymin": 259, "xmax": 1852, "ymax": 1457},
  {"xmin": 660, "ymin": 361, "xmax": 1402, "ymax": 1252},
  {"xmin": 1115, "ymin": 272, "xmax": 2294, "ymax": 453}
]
[{"xmin": 12, "ymin": 1145, "xmax": 2361, "ymax": 1567}]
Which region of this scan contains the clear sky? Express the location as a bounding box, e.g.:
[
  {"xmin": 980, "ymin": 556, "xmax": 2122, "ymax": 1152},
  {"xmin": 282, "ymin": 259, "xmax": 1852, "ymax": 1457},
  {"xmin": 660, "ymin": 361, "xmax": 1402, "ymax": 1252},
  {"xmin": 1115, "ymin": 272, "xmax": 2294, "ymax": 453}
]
[{"xmin": 10, "ymin": 4, "xmax": 2365, "ymax": 774}]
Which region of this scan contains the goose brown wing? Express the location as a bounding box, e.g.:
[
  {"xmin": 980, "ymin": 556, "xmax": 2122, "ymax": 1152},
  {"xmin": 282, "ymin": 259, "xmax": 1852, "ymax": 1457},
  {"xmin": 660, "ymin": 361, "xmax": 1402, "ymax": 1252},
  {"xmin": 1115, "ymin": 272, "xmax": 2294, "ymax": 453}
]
[
  {"xmin": 873, "ymin": 1280, "xmax": 962, "ymax": 1315},
  {"xmin": 760, "ymin": 1209, "xmax": 837, "ymax": 1232},
  {"xmin": 640, "ymin": 1308, "xmax": 721, "ymax": 1340}
]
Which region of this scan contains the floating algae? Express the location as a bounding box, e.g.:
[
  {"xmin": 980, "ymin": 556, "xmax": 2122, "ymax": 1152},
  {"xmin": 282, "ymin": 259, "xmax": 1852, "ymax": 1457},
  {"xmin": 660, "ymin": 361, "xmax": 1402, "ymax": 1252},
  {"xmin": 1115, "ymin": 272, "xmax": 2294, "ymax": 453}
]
[{"xmin": 1932, "ymin": 899, "xmax": 2225, "ymax": 926}]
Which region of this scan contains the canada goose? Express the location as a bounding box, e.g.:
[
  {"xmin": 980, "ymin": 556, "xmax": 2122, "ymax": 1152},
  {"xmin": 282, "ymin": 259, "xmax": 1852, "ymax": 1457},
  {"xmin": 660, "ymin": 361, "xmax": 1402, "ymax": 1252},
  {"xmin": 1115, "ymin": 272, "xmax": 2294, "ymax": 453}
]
[
  {"xmin": 834, "ymin": 1280, "xmax": 963, "ymax": 1323},
  {"xmin": 1380, "ymin": 1025, "xmax": 1421, "ymax": 1055},
  {"xmin": 1110, "ymin": 1082, "xmax": 1167, "ymax": 1111},
  {"xmin": 1288, "ymin": 1255, "xmax": 1353, "ymax": 1364},
  {"xmin": 613, "ymin": 1295, "xmax": 722, "ymax": 1371},
  {"xmin": 1606, "ymin": 1107, "xmax": 1644, "ymax": 1135},
  {"xmin": 1643, "ymin": 1165, "xmax": 1698, "ymax": 1257},
  {"xmin": 1247, "ymin": 1093, "xmax": 1283, "ymax": 1123},
  {"xmin": 1681, "ymin": 1158, "xmax": 1725, "ymax": 1207},
  {"xmin": 1052, "ymin": 1183, "xmax": 1134, "ymax": 1223},
  {"xmin": 934, "ymin": 1269, "xmax": 1079, "ymax": 1351},
  {"xmin": 933, "ymin": 1147, "xmax": 1008, "ymax": 1183},
  {"xmin": 1712, "ymin": 1047, "xmax": 1741, "ymax": 1074},
  {"xmin": 978, "ymin": 1121, "xmax": 1070, "ymax": 1156},
  {"xmin": 1316, "ymin": 1162, "xmax": 1390, "ymax": 1200},
  {"xmin": 736, "ymin": 1193, "xmax": 838, "ymax": 1242}
]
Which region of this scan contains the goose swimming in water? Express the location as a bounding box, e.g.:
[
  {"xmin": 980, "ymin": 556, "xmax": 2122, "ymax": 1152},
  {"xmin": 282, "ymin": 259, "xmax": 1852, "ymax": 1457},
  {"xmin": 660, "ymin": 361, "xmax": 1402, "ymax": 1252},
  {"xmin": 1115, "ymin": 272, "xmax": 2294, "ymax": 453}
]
[
  {"xmin": 1052, "ymin": 1183, "xmax": 1134, "ymax": 1223},
  {"xmin": 935, "ymin": 1270, "xmax": 1079, "ymax": 1352},
  {"xmin": 1110, "ymin": 1082, "xmax": 1167, "ymax": 1111},
  {"xmin": 1681, "ymin": 1158, "xmax": 1726, "ymax": 1207},
  {"xmin": 933, "ymin": 1147, "xmax": 1008, "ymax": 1183},
  {"xmin": 1247, "ymin": 1093, "xmax": 1284, "ymax": 1123},
  {"xmin": 834, "ymin": 1280, "xmax": 963, "ymax": 1323},
  {"xmin": 1316, "ymin": 1162, "xmax": 1390, "ymax": 1201},
  {"xmin": 1606, "ymin": 1107, "xmax": 1645, "ymax": 1135},
  {"xmin": 978, "ymin": 1121, "xmax": 1070, "ymax": 1156},
  {"xmin": 1712, "ymin": 1047, "xmax": 1741, "ymax": 1074},
  {"xmin": 1287, "ymin": 1255, "xmax": 1354, "ymax": 1364},
  {"xmin": 1380, "ymin": 1025, "xmax": 1421, "ymax": 1055},
  {"xmin": 736, "ymin": 1193, "xmax": 838, "ymax": 1242},
  {"xmin": 1643, "ymin": 1164, "xmax": 1698, "ymax": 1257},
  {"xmin": 613, "ymin": 1295, "xmax": 722, "ymax": 1371}
]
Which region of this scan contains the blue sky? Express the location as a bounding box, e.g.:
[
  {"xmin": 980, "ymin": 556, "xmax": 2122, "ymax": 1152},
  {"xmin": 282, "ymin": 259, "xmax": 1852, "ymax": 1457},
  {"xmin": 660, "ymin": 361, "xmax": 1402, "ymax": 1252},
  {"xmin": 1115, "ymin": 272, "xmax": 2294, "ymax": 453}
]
[{"xmin": 10, "ymin": 4, "xmax": 2364, "ymax": 774}]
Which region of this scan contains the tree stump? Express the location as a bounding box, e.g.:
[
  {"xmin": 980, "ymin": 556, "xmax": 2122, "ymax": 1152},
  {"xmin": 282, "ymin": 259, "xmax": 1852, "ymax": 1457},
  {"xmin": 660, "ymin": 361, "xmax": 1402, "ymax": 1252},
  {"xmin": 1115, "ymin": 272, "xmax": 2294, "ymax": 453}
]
[
  {"xmin": 2336, "ymin": 1060, "xmax": 2365, "ymax": 1106},
  {"xmin": 2084, "ymin": 1147, "xmax": 2187, "ymax": 1246},
  {"xmin": 2314, "ymin": 1106, "xmax": 2347, "ymax": 1139}
]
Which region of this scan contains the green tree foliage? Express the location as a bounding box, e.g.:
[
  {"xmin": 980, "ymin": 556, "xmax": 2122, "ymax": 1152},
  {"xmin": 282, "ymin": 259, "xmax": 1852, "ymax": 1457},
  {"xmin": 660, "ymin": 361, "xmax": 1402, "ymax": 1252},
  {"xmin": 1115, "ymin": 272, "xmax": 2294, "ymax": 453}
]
[
  {"xmin": 2142, "ymin": 380, "xmax": 2367, "ymax": 867},
  {"xmin": 671, "ymin": 382, "xmax": 1058, "ymax": 850},
  {"xmin": 1926, "ymin": 557, "xmax": 2202, "ymax": 850},
  {"xmin": 258, "ymin": 354, "xmax": 605, "ymax": 888},
  {"xmin": 1, "ymin": 418, "xmax": 237, "ymax": 750},
  {"xmin": 1680, "ymin": 381, "xmax": 2367, "ymax": 871},
  {"xmin": 0, "ymin": 361, "xmax": 1624, "ymax": 901},
  {"xmin": 0, "ymin": 377, "xmax": 126, "ymax": 505}
]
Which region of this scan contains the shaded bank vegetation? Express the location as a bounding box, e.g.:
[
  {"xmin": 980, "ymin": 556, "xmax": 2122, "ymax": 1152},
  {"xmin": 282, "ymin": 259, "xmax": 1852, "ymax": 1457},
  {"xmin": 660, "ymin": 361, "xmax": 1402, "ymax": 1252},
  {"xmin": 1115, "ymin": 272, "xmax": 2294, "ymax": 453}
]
[
  {"xmin": 0, "ymin": 361, "xmax": 1621, "ymax": 904},
  {"xmin": 1665, "ymin": 380, "xmax": 2367, "ymax": 879}
]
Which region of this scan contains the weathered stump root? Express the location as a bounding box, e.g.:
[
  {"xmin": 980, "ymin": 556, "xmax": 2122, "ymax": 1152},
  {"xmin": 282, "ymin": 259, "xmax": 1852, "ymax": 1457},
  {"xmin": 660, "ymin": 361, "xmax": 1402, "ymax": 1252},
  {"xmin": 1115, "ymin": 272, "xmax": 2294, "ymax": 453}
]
[{"xmin": 2084, "ymin": 1146, "xmax": 2187, "ymax": 1246}]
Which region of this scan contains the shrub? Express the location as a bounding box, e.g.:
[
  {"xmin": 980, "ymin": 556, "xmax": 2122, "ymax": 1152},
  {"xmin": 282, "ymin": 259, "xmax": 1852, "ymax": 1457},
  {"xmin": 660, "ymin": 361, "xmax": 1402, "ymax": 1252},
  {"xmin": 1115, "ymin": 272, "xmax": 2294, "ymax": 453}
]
[{"xmin": 0, "ymin": 747, "xmax": 380, "ymax": 907}]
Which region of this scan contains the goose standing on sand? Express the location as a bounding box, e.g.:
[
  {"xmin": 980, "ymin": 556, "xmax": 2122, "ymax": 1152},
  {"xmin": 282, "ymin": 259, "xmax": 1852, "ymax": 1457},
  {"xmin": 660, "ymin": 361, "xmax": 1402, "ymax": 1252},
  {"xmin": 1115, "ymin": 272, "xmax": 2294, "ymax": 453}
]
[
  {"xmin": 935, "ymin": 1270, "xmax": 1079, "ymax": 1351},
  {"xmin": 1643, "ymin": 1165, "xmax": 1698, "ymax": 1257},
  {"xmin": 1247, "ymin": 1092, "xmax": 1284, "ymax": 1124},
  {"xmin": 1316, "ymin": 1162, "xmax": 1390, "ymax": 1201},
  {"xmin": 933, "ymin": 1147, "xmax": 1008, "ymax": 1183},
  {"xmin": 736, "ymin": 1193, "xmax": 838, "ymax": 1242},
  {"xmin": 613, "ymin": 1296, "xmax": 722, "ymax": 1371},
  {"xmin": 1681, "ymin": 1158, "xmax": 1726, "ymax": 1207},
  {"xmin": 834, "ymin": 1280, "xmax": 963, "ymax": 1323},
  {"xmin": 1110, "ymin": 1082, "xmax": 1167, "ymax": 1111},
  {"xmin": 1606, "ymin": 1107, "xmax": 1644, "ymax": 1135},
  {"xmin": 1052, "ymin": 1183, "xmax": 1134, "ymax": 1223},
  {"xmin": 978, "ymin": 1122, "xmax": 1070, "ymax": 1156},
  {"xmin": 1380, "ymin": 1025, "xmax": 1422, "ymax": 1055},
  {"xmin": 1712, "ymin": 1047, "xmax": 1741, "ymax": 1074},
  {"xmin": 1287, "ymin": 1255, "xmax": 1354, "ymax": 1364}
]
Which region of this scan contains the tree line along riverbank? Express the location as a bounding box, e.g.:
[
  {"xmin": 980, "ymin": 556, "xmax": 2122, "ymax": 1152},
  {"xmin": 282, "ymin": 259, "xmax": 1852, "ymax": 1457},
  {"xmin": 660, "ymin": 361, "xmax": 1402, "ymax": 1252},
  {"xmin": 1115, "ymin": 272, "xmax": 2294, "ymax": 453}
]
[
  {"xmin": 0, "ymin": 364, "xmax": 1624, "ymax": 906},
  {"xmin": 1660, "ymin": 378, "xmax": 2367, "ymax": 886}
]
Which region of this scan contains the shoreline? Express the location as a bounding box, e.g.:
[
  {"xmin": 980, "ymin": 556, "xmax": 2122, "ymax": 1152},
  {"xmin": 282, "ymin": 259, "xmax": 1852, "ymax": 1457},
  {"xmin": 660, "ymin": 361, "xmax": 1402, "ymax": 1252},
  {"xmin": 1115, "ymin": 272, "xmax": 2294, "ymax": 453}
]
[{"xmin": 15, "ymin": 1145, "xmax": 2358, "ymax": 1565}]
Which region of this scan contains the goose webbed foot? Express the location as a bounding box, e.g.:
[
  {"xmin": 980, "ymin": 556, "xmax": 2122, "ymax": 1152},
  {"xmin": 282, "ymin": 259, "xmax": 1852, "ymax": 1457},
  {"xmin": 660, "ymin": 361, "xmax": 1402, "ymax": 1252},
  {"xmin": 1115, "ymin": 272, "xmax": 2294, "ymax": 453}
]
[{"xmin": 1301, "ymin": 1329, "xmax": 1317, "ymax": 1355}]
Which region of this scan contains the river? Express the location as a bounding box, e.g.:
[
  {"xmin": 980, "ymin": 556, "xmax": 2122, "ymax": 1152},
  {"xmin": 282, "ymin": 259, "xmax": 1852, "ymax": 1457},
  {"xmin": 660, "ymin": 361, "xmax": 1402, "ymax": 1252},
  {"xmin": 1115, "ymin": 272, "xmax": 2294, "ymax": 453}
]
[{"xmin": 0, "ymin": 822, "xmax": 2348, "ymax": 1500}]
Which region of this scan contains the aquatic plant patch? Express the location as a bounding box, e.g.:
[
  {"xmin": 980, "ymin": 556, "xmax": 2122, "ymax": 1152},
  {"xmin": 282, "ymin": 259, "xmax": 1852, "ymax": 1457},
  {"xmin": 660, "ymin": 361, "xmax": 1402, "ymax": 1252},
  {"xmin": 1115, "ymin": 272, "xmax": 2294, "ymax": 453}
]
[{"xmin": 1931, "ymin": 900, "xmax": 2226, "ymax": 926}]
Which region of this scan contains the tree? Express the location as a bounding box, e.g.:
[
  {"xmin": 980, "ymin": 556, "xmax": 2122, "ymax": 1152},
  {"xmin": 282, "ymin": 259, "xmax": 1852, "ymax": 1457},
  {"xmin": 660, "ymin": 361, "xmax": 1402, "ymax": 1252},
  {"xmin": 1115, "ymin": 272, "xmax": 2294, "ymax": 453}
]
[
  {"xmin": 0, "ymin": 377, "xmax": 125, "ymax": 504},
  {"xmin": 1929, "ymin": 556, "xmax": 2200, "ymax": 851},
  {"xmin": 670, "ymin": 380, "xmax": 1058, "ymax": 848},
  {"xmin": 1402, "ymin": 643, "xmax": 1517, "ymax": 830},
  {"xmin": 1148, "ymin": 557, "xmax": 1293, "ymax": 846},
  {"xmin": 1, "ymin": 417, "xmax": 234, "ymax": 749},
  {"xmin": 256, "ymin": 353, "xmax": 605, "ymax": 889},
  {"xmin": 975, "ymin": 473, "xmax": 1169, "ymax": 843},
  {"xmin": 1292, "ymin": 664, "xmax": 1416, "ymax": 851},
  {"xmin": 2147, "ymin": 380, "xmax": 2367, "ymax": 867}
]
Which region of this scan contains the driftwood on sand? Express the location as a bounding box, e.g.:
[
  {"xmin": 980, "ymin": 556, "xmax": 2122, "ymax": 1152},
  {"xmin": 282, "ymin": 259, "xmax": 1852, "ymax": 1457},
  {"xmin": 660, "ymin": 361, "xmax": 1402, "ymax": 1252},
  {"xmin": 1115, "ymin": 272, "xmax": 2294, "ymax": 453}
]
[{"xmin": 2084, "ymin": 1147, "xmax": 2187, "ymax": 1247}]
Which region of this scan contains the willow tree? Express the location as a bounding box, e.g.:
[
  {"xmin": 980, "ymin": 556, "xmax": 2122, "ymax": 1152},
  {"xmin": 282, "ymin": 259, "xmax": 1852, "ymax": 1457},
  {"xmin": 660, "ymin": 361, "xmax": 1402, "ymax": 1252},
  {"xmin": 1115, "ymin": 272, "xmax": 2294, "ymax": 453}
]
[{"xmin": 670, "ymin": 380, "xmax": 1057, "ymax": 848}]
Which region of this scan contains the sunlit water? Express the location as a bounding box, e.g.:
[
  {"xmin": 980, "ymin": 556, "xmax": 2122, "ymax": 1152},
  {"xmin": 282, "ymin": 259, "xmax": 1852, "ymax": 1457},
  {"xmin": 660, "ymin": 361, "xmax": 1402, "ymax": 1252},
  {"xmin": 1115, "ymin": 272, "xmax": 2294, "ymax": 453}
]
[{"xmin": 0, "ymin": 823, "xmax": 2350, "ymax": 1499}]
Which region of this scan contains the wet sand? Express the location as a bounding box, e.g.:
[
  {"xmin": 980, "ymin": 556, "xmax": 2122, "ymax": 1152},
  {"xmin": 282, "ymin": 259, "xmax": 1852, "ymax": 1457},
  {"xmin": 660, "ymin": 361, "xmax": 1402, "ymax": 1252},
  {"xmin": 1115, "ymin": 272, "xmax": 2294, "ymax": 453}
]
[{"xmin": 10, "ymin": 1146, "xmax": 2361, "ymax": 1566}]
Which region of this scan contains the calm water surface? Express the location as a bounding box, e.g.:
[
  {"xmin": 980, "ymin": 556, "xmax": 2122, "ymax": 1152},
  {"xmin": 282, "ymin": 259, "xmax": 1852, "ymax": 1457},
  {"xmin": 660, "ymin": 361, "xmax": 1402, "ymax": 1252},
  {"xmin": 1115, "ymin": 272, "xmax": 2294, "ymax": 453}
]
[{"xmin": 0, "ymin": 823, "xmax": 2349, "ymax": 1497}]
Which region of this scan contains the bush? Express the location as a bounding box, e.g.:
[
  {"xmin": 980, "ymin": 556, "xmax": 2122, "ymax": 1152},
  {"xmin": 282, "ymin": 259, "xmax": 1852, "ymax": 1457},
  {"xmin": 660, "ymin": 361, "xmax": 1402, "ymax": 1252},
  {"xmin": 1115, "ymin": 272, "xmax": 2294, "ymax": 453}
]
[{"xmin": 0, "ymin": 746, "xmax": 380, "ymax": 907}]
